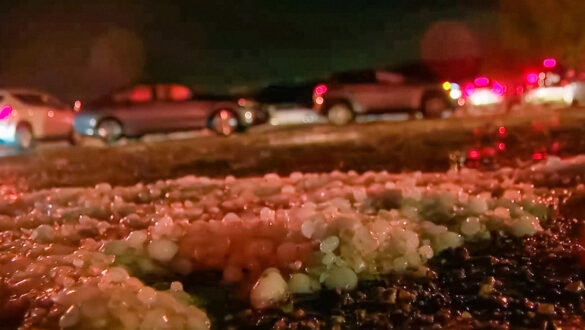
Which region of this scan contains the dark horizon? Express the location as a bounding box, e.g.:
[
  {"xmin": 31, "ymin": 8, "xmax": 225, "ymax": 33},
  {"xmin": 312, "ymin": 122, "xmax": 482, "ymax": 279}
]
[{"xmin": 0, "ymin": 0, "xmax": 497, "ymax": 101}]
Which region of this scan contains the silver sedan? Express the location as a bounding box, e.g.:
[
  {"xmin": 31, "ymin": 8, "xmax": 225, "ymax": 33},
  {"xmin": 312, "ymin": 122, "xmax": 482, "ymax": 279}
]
[{"xmin": 74, "ymin": 84, "xmax": 260, "ymax": 142}]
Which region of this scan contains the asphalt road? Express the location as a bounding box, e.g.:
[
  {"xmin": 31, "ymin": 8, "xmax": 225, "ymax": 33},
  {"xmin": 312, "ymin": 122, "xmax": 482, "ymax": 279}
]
[{"xmin": 1, "ymin": 108, "xmax": 585, "ymax": 191}]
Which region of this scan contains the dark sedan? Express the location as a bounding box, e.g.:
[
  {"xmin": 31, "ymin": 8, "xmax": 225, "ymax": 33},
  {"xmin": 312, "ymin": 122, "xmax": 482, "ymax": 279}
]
[{"xmin": 74, "ymin": 84, "xmax": 263, "ymax": 141}]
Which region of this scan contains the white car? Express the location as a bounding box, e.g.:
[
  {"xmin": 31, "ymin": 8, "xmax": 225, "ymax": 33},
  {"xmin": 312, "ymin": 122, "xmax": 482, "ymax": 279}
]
[{"xmin": 0, "ymin": 88, "xmax": 75, "ymax": 148}]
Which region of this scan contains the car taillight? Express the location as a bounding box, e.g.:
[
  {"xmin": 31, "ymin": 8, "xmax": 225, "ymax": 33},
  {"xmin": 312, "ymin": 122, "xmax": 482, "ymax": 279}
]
[
  {"xmin": 474, "ymin": 77, "xmax": 490, "ymax": 87},
  {"xmin": 314, "ymin": 84, "xmax": 327, "ymax": 95},
  {"xmin": 0, "ymin": 105, "xmax": 12, "ymax": 120},
  {"xmin": 492, "ymin": 81, "xmax": 505, "ymax": 96}
]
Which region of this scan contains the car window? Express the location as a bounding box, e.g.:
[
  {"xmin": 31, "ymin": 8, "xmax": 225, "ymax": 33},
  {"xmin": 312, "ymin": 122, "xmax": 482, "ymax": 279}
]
[
  {"xmin": 13, "ymin": 93, "xmax": 46, "ymax": 106},
  {"xmin": 155, "ymin": 84, "xmax": 192, "ymax": 101},
  {"xmin": 112, "ymin": 85, "xmax": 153, "ymax": 104}
]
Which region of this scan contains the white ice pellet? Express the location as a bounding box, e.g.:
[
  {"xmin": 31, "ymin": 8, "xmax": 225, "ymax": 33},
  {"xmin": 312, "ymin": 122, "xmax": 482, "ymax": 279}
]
[
  {"xmin": 147, "ymin": 239, "xmax": 179, "ymax": 262},
  {"xmin": 320, "ymin": 236, "xmax": 340, "ymax": 254},
  {"xmin": 288, "ymin": 273, "xmax": 320, "ymax": 294},
  {"xmin": 126, "ymin": 230, "xmax": 148, "ymax": 249},
  {"xmin": 104, "ymin": 267, "xmax": 130, "ymax": 283},
  {"xmin": 322, "ymin": 266, "xmax": 358, "ymax": 290},
  {"xmin": 281, "ymin": 185, "xmax": 296, "ymax": 194},
  {"xmin": 32, "ymin": 224, "xmax": 55, "ymax": 242},
  {"xmin": 250, "ymin": 268, "xmax": 288, "ymax": 309},
  {"xmin": 352, "ymin": 187, "xmax": 367, "ymax": 203},
  {"xmin": 461, "ymin": 217, "xmax": 481, "ymax": 236},
  {"xmin": 170, "ymin": 281, "xmax": 183, "ymax": 293},
  {"xmin": 137, "ymin": 286, "xmax": 158, "ymax": 305},
  {"xmin": 260, "ymin": 207, "xmax": 276, "ymax": 222}
]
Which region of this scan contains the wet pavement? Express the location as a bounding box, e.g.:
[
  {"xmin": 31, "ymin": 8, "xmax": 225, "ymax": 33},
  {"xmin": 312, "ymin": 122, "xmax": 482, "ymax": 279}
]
[{"xmin": 0, "ymin": 108, "xmax": 584, "ymax": 190}]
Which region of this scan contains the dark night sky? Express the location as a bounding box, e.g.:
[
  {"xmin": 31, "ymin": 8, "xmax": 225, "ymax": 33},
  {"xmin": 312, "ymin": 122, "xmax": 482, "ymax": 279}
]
[{"xmin": 0, "ymin": 0, "xmax": 497, "ymax": 100}]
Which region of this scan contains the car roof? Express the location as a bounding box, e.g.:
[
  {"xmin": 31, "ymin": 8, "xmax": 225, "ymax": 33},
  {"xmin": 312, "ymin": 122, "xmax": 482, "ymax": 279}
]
[{"xmin": 0, "ymin": 88, "xmax": 49, "ymax": 96}]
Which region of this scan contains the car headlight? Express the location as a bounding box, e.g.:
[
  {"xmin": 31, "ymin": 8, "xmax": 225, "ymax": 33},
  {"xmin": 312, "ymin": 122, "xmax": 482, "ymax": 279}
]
[{"xmin": 469, "ymin": 89, "xmax": 503, "ymax": 106}]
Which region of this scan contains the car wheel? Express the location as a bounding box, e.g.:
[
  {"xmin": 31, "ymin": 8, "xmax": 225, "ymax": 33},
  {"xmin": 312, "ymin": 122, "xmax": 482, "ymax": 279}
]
[
  {"xmin": 97, "ymin": 119, "xmax": 123, "ymax": 143},
  {"xmin": 422, "ymin": 96, "xmax": 450, "ymax": 119},
  {"xmin": 210, "ymin": 109, "xmax": 238, "ymax": 136},
  {"xmin": 327, "ymin": 103, "xmax": 354, "ymax": 125},
  {"xmin": 14, "ymin": 123, "xmax": 34, "ymax": 149}
]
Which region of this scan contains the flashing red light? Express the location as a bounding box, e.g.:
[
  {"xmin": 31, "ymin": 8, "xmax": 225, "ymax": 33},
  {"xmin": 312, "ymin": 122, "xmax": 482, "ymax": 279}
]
[
  {"xmin": 0, "ymin": 105, "xmax": 12, "ymax": 120},
  {"xmin": 498, "ymin": 142, "xmax": 506, "ymax": 151},
  {"xmin": 532, "ymin": 152, "xmax": 545, "ymax": 161},
  {"xmin": 468, "ymin": 149, "xmax": 481, "ymax": 160},
  {"xmin": 492, "ymin": 81, "xmax": 505, "ymax": 96},
  {"xmin": 474, "ymin": 77, "xmax": 490, "ymax": 87},
  {"xmin": 463, "ymin": 83, "xmax": 475, "ymax": 97},
  {"xmin": 314, "ymin": 84, "xmax": 327, "ymax": 95},
  {"xmin": 543, "ymin": 58, "xmax": 557, "ymax": 68},
  {"xmin": 498, "ymin": 126, "xmax": 506, "ymax": 137},
  {"xmin": 526, "ymin": 73, "xmax": 539, "ymax": 84}
]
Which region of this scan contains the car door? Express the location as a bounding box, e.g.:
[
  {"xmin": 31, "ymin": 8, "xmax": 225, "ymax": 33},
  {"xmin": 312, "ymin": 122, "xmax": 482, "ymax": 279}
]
[
  {"xmin": 44, "ymin": 94, "xmax": 74, "ymax": 137},
  {"xmin": 109, "ymin": 85, "xmax": 170, "ymax": 135},
  {"xmin": 153, "ymin": 84, "xmax": 208, "ymax": 130},
  {"xmin": 374, "ymin": 72, "xmax": 421, "ymax": 112},
  {"xmin": 10, "ymin": 92, "xmax": 50, "ymax": 138}
]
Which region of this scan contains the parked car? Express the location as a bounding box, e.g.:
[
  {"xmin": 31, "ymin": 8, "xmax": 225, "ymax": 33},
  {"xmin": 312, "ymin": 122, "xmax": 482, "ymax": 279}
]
[
  {"xmin": 0, "ymin": 88, "xmax": 75, "ymax": 148},
  {"xmin": 74, "ymin": 84, "xmax": 261, "ymax": 142},
  {"xmin": 312, "ymin": 70, "xmax": 454, "ymax": 125},
  {"xmin": 252, "ymin": 83, "xmax": 326, "ymax": 126}
]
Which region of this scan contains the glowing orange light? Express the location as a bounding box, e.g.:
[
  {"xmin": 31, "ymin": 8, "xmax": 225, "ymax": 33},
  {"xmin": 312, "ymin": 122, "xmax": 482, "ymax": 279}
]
[{"xmin": 315, "ymin": 96, "xmax": 324, "ymax": 105}]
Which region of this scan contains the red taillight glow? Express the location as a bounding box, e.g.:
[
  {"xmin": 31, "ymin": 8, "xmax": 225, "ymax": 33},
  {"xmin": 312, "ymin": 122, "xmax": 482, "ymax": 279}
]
[
  {"xmin": 314, "ymin": 84, "xmax": 327, "ymax": 95},
  {"xmin": 474, "ymin": 77, "xmax": 490, "ymax": 87},
  {"xmin": 532, "ymin": 152, "xmax": 545, "ymax": 160},
  {"xmin": 464, "ymin": 83, "xmax": 475, "ymax": 97},
  {"xmin": 498, "ymin": 143, "xmax": 506, "ymax": 151},
  {"xmin": 0, "ymin": 105, "xmax": 12, "ymax": 120},
  {"xmin": 492, "ymin": 81, "xmax": 505, "ymax": 95},
  {"xmin": 468, "ymin": 149, "xmax": 480, "ymax": 159},
  {"xmin": 543, "ymin": 58, "xmax": 557, "ymax": 68},
  {"xmin": 526, "ymin": 73, "xmax": 539, "ymax": 84},
  {"xmin": 498, "ymin": 126, "xmax": 506, "ymax": 137}
]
